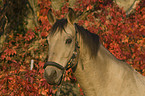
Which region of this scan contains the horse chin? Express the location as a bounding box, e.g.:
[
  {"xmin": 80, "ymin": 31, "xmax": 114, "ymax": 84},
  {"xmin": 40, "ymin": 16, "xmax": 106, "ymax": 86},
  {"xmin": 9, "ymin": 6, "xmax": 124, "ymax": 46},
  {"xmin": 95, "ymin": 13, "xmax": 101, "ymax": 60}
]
[{"xmin": 46, "ymin": 75, "xmax": 62, "ymax": 85}]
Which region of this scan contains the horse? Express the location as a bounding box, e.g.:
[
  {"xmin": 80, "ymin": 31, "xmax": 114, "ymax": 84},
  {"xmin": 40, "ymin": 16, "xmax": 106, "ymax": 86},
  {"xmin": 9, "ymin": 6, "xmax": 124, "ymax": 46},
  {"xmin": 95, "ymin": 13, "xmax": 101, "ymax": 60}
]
[{"xmin": 43, "ymin": 8, "xmax": 145, "ymax": 96}]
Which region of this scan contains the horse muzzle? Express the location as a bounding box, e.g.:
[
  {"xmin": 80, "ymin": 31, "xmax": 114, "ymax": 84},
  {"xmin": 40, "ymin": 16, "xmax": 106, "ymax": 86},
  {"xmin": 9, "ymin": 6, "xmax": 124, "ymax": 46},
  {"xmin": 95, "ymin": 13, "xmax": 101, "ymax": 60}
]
[{"xmin": 43, "ymin": 62, "xmax": 64, "ymax": 85}]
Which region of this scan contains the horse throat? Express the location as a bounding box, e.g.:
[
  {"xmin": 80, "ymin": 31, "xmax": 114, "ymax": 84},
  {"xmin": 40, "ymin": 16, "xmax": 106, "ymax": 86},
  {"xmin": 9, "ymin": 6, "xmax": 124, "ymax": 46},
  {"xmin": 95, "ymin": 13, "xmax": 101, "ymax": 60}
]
[{"xmin": 73, "ymin": 38, "xmax": 102, "ymax": 96}]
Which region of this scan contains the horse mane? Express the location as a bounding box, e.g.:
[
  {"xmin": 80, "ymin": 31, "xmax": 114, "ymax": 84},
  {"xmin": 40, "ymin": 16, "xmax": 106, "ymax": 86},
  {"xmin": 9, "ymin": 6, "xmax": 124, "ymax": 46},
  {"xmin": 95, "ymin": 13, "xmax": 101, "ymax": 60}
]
[
  {"xmin": 50, "ymin": 18, "xmax": 100, "ymax": 58},
  {"xmin": 75, "ymin": 24, "xmax": 100, "ymax": 58}
]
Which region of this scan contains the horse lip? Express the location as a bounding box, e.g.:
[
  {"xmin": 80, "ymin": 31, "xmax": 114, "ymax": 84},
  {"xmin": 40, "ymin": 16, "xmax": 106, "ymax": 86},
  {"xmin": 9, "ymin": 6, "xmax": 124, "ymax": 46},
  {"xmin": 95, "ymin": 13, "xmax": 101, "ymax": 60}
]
[
  {"xmin": 55, "ymin": 71, "xmax": 64, "ymax": 85},
  {"xmin": 56, "ymin": 76, "xmax": 63, "ymax": 85}
]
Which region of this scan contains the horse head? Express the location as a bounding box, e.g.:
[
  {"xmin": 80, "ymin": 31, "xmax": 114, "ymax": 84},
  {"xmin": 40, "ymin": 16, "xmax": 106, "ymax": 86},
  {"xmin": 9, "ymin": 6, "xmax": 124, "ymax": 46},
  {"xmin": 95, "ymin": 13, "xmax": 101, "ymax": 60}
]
[{"xmin": 44, "ymin": 8, "xmax": 79, "ymax": 85}]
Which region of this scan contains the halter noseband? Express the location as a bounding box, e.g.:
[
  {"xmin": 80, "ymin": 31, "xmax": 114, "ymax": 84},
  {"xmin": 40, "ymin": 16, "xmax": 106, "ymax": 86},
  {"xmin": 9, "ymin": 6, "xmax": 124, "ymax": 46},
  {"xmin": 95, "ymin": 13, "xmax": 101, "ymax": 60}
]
[{"xmin": 43, "ymin": 61, "xmax": 65, "ymax": 70}]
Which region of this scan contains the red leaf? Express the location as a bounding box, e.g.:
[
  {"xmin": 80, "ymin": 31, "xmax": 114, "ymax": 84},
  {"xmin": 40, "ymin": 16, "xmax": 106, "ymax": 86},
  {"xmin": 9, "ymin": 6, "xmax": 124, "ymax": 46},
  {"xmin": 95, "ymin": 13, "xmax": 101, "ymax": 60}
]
[
  {"xmin": 21, "ymin": 92, "xmax": 25, "ymax": 96},
  {"xmin": 39, "ymin": 61, "xmax": 45, "ymax": 68},
  {"xmin": 85, "ymin": 20, "xmax": 89, "ymax": 27},
  {"xmin": 41, "ymin": 31, "xmax": 48, "ymax": 37}
]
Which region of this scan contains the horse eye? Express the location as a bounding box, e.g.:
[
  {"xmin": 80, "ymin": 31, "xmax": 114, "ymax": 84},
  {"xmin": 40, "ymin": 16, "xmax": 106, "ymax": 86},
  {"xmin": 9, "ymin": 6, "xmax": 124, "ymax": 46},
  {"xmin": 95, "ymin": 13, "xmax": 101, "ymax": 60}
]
[{"xmin": 65, "ymin": 38, "xmax": 72, "ymax": 44}]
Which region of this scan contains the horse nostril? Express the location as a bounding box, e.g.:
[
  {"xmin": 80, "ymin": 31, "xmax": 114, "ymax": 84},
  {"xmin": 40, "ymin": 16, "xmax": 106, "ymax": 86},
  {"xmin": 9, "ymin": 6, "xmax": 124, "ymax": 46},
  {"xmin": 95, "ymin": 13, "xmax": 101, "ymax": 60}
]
[{"xmin": 50, "ymin": 70, "xmax": 57, "ymax": 77}]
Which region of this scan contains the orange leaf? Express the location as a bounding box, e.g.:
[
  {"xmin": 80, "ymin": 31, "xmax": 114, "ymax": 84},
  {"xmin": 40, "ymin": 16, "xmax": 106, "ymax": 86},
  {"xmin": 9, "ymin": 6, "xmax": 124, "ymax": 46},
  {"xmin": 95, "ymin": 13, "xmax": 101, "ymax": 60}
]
[{"xmin": 21, "ymin": 92, "xmax": 25, "ymax": 96}]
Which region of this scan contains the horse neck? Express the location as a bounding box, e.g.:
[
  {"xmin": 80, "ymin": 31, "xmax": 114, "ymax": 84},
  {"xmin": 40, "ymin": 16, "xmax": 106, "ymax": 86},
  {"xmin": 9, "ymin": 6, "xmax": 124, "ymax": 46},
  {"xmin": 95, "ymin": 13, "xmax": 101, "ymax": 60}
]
[
  {"xmin": 74, "ymin": 39, "xmax": 137, "ymax": 96},
  {"xmin": 75, "ymin": 40, "xmax": 145, "ymax": 96},
  {"xmin": 73, "ymin": 28, "xmax": 145, "ymax": 96},
  {"xmin": 74, "ymin": 42, "xmax": 113, "ymax": 95}
]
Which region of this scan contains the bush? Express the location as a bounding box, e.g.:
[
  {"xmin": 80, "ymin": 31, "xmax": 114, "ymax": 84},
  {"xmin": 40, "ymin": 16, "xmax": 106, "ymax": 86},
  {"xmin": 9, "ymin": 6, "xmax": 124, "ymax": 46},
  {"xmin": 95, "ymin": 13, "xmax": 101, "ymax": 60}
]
[{"xmin": 0, "ymin": 0, "xmax": 144, "ymax": 95}]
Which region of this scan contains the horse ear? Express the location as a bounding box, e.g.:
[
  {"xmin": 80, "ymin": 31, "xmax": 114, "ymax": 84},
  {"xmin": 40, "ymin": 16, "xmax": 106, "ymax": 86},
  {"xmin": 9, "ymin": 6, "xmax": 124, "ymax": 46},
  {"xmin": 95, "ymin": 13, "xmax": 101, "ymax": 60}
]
[
  {"xmin": 67, "ymin": 8, "xmax": 76, "ymax": 24},
  {"xmin": 47, "ymin": 9, "xmax": 56, "ymax": 25}
]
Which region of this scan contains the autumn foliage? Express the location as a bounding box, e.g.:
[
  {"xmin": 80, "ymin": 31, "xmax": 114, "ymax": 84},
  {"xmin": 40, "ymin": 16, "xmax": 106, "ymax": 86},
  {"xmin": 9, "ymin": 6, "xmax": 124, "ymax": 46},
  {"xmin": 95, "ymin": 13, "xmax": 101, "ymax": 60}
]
[{"xmin": 0, "ymin": 0, "xmax": 145, "ymax": 95}]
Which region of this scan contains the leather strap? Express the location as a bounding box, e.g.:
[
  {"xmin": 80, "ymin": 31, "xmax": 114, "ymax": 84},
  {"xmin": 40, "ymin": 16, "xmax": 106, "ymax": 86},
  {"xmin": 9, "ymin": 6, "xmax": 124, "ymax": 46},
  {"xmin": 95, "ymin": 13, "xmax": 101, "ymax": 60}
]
[{"xmin": 43, "ymin": 61, "xmax": 65, "ymax": 70}]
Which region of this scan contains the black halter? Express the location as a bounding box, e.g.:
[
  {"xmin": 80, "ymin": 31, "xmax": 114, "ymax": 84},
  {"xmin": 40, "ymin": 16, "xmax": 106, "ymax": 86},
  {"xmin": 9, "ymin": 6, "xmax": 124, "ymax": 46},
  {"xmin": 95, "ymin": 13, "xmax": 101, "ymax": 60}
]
[{"xmin": 43, "ymin": 30, "xmax": 79, "ymax": 72}]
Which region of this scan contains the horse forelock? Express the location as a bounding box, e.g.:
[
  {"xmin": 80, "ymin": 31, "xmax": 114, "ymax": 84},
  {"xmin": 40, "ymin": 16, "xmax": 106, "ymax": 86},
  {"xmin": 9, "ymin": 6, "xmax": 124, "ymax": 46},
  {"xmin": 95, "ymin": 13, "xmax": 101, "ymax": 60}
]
[{"xmin": 50, "ymin": 19, "xmax": 68, "ymax": 36}]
